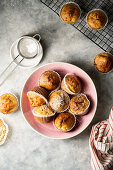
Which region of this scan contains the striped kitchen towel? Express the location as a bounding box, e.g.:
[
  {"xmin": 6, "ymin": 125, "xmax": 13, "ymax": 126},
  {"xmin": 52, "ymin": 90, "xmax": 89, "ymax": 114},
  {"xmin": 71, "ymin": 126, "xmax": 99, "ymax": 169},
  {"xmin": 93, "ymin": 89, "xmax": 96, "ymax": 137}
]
[{"xmin": 89, "ymin": 108, "xmax": 113, "ymax": 170}]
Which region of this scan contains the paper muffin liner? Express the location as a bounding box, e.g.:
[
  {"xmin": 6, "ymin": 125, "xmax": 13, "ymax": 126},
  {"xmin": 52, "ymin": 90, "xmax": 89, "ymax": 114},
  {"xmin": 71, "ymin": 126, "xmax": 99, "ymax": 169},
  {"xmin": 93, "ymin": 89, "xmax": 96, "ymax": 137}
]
[
  {"xmin": 59, "ymin": 1, "xmax": 81, "ymax": 24},
  {"xmin": 86, "ymin": 9, "xmax": 108, "ymax": 30},
  {"xmin": 69, "ymin": 93, "xmax": 90, "ymax": 116},
  {"xmin": 52, "ymin": 71, "xmax": 61, "ymax": 91},
  {"xmin": 0, "ymin": 118, "xmax": 8, "ymax": 145},
  {"xmin": 49, "ymin": 90, "xmax": 70, "ymax": 113},
  {"xmin": 61, "ymin": 73, "xmax": 81, "ymax": 95},
  {"xmin": 0, "ymin": 92, "xmax": 19, "ymax": 114},
  {"xmin": 53, "ymin": 112, "xmax": 76, "ymax": 132},
  {"xmin": 32, "ymin": 106, "xmax": 55, "ymax": 123},
  {"xmin": 39, "ymin": 70, "xmax": 61, "ymax": 91}
]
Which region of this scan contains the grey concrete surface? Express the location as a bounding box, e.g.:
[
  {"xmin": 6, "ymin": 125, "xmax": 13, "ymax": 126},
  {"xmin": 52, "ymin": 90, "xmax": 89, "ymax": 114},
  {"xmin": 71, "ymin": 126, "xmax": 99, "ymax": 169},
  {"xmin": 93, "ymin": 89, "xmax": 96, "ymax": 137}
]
[{"xmin": 0, "ymin": 0, "xmax": 113, "ymax": 170}]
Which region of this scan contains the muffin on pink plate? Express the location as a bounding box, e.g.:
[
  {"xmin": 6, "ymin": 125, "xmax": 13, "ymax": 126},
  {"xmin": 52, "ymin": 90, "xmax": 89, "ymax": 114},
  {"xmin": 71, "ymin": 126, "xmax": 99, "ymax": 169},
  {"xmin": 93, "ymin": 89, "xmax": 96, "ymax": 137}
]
[
  {"xmin": 39, "ymin": 70, "xmax": 61, "ymax": 91},
  {"xmin": 69, "ymin": 93, "xmax": 90, "ymax": 116},
  {"xmin": 27, "ymin": 86, "xmax": 48, "ymax": 107},
  {"xmin": 49, "ymin": 90, "xmax": 70, "ymax": 113},
  {"xmin": 61, "ymin": 73, "xmax": 81, "ymax": 95},
  {"xmin": 32, "ymin": 105, "xmax": 55, "ymax": 123},
  {"xmin": 54, "ymin": 112, "xmax": 76, "ymax": 132}
]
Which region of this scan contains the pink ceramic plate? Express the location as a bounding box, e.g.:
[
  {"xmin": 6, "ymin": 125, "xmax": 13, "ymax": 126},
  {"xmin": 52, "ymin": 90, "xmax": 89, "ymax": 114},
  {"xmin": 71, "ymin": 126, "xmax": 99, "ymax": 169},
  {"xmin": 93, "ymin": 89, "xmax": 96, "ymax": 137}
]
[{"xmin": 21, "ymin": 62, "xmax": 97, "ymax": 139}]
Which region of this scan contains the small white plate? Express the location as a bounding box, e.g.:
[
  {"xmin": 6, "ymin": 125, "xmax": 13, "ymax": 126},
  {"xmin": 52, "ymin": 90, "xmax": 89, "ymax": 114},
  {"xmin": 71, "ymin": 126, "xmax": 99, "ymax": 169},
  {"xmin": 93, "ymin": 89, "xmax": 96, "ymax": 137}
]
[{"xmin": 10, "ymin": 38, "xmax": 43, "ymax": 68}]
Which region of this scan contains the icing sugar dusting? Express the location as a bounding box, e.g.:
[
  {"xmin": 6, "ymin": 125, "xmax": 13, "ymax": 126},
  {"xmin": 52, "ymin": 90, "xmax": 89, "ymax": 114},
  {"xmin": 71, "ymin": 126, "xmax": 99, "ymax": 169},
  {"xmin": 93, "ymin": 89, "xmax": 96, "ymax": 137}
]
[
  {"xmin": 54, "ymin": 93, "xmax": 65, "ymax": 107},
  {"xmin": 19, "ymin": 38, "xmax": 37, "ymax": 58},
  {"xmin": 51, "ymin": 91, "xmax": 69, "ymax": 111}
]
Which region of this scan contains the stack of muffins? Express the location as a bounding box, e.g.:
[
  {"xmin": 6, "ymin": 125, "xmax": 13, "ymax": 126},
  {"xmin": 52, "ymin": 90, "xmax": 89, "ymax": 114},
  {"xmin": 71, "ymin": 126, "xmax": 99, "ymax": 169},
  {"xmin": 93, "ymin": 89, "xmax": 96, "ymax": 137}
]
[{"xmin": 27, "ymin": 70, "xmax": 90, "ymax": 132}]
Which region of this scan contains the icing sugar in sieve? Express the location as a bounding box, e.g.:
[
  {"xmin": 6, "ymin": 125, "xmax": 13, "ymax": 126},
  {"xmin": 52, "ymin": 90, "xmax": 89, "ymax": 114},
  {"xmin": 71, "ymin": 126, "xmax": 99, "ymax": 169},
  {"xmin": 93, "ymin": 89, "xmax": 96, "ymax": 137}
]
[
  {"xmin": 17, "ymin": 37, "xmax": 39, "ymax": 59},
  {"xmin": 0, "ymin": 34, "xmax": 41, "ymax": 86}
]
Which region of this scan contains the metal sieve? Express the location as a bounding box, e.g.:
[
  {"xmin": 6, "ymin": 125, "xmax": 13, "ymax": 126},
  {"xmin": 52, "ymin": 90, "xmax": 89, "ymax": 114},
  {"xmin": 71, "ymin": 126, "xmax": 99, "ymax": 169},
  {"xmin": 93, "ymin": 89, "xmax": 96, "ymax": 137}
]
[{"xmin": 0, "ymin": 34, "xmax": 41, "ymax": 86}]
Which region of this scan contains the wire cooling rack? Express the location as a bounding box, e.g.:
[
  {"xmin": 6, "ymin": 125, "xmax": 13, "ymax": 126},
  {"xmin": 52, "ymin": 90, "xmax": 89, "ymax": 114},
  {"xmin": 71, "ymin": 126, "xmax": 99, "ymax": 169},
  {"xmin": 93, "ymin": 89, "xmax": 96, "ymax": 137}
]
[{"xmin": 41, "ymin": 0, "xmax": 113, "ymax": 54}]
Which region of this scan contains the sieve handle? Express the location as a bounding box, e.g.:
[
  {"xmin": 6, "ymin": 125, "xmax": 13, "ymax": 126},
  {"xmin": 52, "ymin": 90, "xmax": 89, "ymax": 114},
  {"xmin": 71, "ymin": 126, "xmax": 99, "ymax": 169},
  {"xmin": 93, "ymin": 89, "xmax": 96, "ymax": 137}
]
[
  {"xmin": 0, "ymin": 55, "xmax": 24, "ymax": 86},
  {"xmin": 33, "ymin": 34, "xmax": 41, "ymax": 42}
]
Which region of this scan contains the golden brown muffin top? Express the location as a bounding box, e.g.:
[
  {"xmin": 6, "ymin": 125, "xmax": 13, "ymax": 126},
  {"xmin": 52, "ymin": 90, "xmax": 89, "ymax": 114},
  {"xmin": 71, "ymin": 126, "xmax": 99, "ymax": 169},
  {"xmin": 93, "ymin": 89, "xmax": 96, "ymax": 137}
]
[
  {"xmin": 33, "ymin": 105, "xmax": 54, "ymax": 116},
  {"xmin": 70, "ymin": 94, "xmax": 89, "ymax": 114},
  {"xmin": 39, "ymin": 71, "xmax": 60, "ymax": 90},
  {"xmin": 54, "ymin": 112, "xmax": 75, "ymax": 132},
  {"xmin": 65, "ymin": 74, "xmax": 81, "ymax": 93},
  {"xmin": 0, "ymin": 93, "xmax": 18, "ymax": 114},
  {"xmin": 27, "ymin": 91, "xmax": 47, "ymax": 107},
  {"xmin": 87, "ymin": 10, "xmax": 107, "ymax": 30},
  {"xmin": 94, "ymin": 53, "xmax": 113, "ymax": 73},
  {"xmin": 60, "ymin": 3, "xmax": 80, "ymax": 24},
  {"xmin": 49, "ymin": 90, "xmax": 69, "ymax": 112}
]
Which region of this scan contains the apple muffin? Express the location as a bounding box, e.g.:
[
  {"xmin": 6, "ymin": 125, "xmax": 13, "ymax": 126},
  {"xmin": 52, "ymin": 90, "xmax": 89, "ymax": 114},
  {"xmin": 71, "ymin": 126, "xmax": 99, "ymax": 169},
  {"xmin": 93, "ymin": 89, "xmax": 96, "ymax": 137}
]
[
  {"xmin": 33, "ymin": 105, "xmax": 55, "ymax": 123},
  {"xmin": 60, "ymin": 2, "xmax": 81, "ymax": 24},
  {"xmin": 39, "ymin": 71, "xmax": 61, "ymax": 91},
  {"xmin": 69, "ymin": 94, "xmax": 90, "ymax": 115},
  {"xmin": 94, "ymin": 52, "xmax": 113, "ymax": 73},
  {"xmin": 54, "ymin": 112, "xmax": 76, "ymax": 132},
  {"xmin": 61, "ymin": 73, "xmax": 81, "ymax": 95},
  {"xmin": 0, "ymin": 93, "xmax": 18, "ymax": 114},
  {"xmin": 87, "ymin": 9, "xmax": 108, "ymax": 30},
  {"xmin": 49, "ymin": 90, "xmax": 70, "ymax": 112},
  {"xmin": 27, "ymin": 86, "xmax": 48, "ymax": 107}
]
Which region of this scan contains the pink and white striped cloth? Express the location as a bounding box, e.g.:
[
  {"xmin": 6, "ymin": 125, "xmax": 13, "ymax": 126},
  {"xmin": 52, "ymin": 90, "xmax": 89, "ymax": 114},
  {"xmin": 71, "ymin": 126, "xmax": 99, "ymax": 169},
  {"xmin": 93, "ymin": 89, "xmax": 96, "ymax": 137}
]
[{"xmin": 89, "ymin": 108, "xmax": 113, "ymax": 170}]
